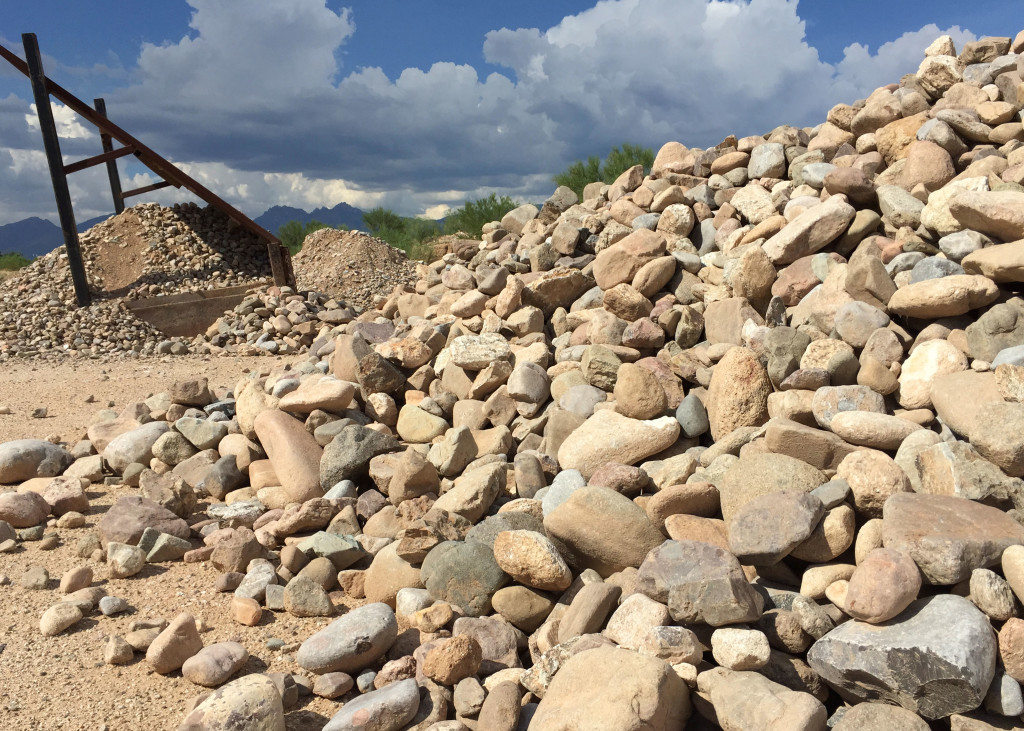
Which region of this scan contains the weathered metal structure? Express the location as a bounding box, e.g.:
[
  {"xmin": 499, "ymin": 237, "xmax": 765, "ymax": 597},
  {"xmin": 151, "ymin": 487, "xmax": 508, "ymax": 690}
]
[{"xmin": 0, "ymin": 33, "xmax": 295, "ymax": 310}]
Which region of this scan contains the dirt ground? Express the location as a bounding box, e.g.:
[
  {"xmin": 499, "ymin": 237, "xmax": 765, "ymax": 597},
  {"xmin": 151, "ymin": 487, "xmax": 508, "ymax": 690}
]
[
  {"xmin": 0, "ymin": 354, "xmax": 366, "ymax": 731},
  {"xmin": 0, "ymin": 354, "xmax": 275, "ymax": 445}
]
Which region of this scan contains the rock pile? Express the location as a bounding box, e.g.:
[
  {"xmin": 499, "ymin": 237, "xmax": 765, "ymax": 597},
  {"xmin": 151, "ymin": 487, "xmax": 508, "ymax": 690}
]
[
  {"xmin": 293, "ymin": 228, "xmax": 418, "ymax": 309},
  {"xmin": 0, "ymin": 202, "xmax": 275, "ymax": 359},
  {"xmin": 191, "ymin": 285, "xmax": 359, "ymax": 357},
  {"xmin": 4, "ymin": 28, "xmax": 1024, "ymax": 731}
]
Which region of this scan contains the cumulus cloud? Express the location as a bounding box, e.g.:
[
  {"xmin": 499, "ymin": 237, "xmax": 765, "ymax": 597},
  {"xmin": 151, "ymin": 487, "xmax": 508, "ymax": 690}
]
[{"xmin": 0, "ymin": 0, "xmax": 984, "ymax": 226}]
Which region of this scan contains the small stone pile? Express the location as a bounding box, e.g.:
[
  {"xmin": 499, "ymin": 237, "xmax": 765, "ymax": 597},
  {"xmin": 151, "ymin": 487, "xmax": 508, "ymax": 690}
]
[
  {"xmin": 192, "ymin": 286, "xmax": 359, "ymax": 356},
  {"xmin": 293, "ymin": 228, "xmax": 418, "ymax": 309},
  {"xmin": 0, "ymin": 202, "xmax": 275, "ymax": 359},
  {"xmin": 5, "ymin": 28, "xmax": 1024, "ymax": 731}
]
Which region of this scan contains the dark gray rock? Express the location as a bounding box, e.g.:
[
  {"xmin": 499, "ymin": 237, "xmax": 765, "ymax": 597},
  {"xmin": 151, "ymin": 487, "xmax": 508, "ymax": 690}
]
[
  {"xmin": 909, "ymin": 256, "xmax": 965, "ymax": 283},
  {"xmin": 635, "ymin": 540, "xmax": 763, "ymax": 626},
  {"xmin": 807, "ymin": 594, "xmax": 996, "ymax": 720},
  {"xmin": 421, "ymin": 540, "xmax": 509, "ymax": 617},
  {"xmin": 675, "ymin": 393, "xmax": 710, "ymax": 439},
  {"xmin": 319, "ymin": 425, "xmax": 400, "ymax": 490},
  {"xmin": 296, "ymin": 602, "xmax": 398, "ymax": 674}
]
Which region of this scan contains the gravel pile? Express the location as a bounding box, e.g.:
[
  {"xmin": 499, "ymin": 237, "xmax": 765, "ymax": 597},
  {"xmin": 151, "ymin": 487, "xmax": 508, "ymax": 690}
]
[
  {"xmin": 0, "ymin": 202, "xmax": 275, "ymax": 360},
  {"xmin": 192, "ymin": 285, "xmax": 358, "ymax": 357},
  {"xmin": 292, "ymin": 228, "xmax": 417, "ymax": 310},
  {"xmin": 3, "ymin": 28, "xmax": 1024, "ymax": 731}
]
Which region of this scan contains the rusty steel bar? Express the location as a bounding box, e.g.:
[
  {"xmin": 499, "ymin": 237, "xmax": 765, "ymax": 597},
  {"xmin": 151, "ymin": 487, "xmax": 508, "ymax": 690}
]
[
  {"xmin": 63, "ymin": 144, "xmax": 135, "ymax": 175},
  {"xmin": 94, "ymin": 98, "xmax": 126, "ymax": 214},
  {"xmin": 121, "ymin": 179, "xmax": 175, "ymax": 199}
]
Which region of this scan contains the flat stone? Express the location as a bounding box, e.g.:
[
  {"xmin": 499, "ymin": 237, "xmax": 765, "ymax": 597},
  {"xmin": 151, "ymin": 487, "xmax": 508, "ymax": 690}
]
[
  {"xmin": 556, "ymin": 410, "xmax": 679, "ymax": 479},
  {"xmin": 882, "ymin": 492, "xmax": 1024, "ymax": 585},
  {"xmin": 322, "ymin": 678, "xmax": 420, "ymax": 731},
  {"xmin": 887, "ymin": 275, "xmax": 1000, "ymax": 318}
]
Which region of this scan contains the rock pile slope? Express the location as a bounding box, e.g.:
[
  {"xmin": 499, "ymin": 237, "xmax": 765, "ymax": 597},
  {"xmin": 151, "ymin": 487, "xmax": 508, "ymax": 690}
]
[
  {"xmin": 0, "ymin": 202, "xmax": 275, "ymax": 359},
  {"xmin": 3, "ymin": 29, "xmax": 1024, "ymax": 731}
]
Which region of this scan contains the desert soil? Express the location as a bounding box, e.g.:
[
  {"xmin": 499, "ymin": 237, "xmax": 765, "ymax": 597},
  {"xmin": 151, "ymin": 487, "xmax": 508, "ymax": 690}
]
[{"xmin": 0, "ymin": 354, "xmax": 351, "ymax": 731}]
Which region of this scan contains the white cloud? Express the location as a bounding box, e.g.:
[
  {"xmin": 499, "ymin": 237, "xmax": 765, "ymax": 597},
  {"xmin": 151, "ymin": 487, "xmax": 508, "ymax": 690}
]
[
  {"xmin": 0, "ymin": 0, "xmax": 990, "ymax": 226},
  {"xmin": 25, "ymin": 101, "xmax": 95, "ymax": 139}
]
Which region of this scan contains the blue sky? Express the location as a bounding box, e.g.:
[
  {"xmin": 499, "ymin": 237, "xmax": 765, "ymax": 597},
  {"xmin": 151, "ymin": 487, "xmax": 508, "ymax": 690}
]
[{"xmin": 1, "ymin": 0, "xmax": 1022, "ymax": 226}]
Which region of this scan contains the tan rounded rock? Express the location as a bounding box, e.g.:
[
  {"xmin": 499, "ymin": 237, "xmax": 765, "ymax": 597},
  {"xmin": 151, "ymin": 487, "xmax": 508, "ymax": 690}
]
[
  {"xmin": 843, "ymin": 548, "xmax": 922, "ymax": 623},
  {"xmin": 492, "ymin": 530, "xmax": 572, "ymax": 592},
  {"xmin": 836, "ymin": 449, "xmax": 911, "ymax": 518},
  {"xmin": 706, "ymin": 347, "xmax": 772, "ymax": 441},
  {"xmin": 613, "ymin": 363, "xmax": 668, "ymax": 420}
]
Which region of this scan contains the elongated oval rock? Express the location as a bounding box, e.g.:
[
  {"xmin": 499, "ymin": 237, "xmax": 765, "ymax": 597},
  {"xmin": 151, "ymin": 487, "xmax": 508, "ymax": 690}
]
[
  {"xmin": 544, "ymin": 486, "xmax": 665, "ymax": 577},
  {"xmin": 296, "ymin": 602, "xmax": 397, "ymax": 674},
  {"xmin": 887, "ymin": 274, "xmax": 999, "ymax": 318},
  {"xmin": 322, "ymin": 677, "xmax": 420, "ymax": 731},
  {"xmin": 556, "ymin": 410, "xmax": 679, "ymax": 479},
  {"xmin": 181, "ymin": 641, "xmax": 249, "ymax": 687},
  {"xmin": 253, "ymin": 409, "xmax": 324, "ymax": 502},
  {"xmin": 0, "ymin": 439, "xmax": 74, "ymax": 483},
  {"xmin": 807, "ymin": 594, "xmax": 996, "ymax": 720}
]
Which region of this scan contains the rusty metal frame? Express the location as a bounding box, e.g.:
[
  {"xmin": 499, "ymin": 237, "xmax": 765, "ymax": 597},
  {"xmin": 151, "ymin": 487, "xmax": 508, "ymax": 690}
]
[{"xmin": 1, "ymin": 33, "xmax": 295, "ymax": 302}]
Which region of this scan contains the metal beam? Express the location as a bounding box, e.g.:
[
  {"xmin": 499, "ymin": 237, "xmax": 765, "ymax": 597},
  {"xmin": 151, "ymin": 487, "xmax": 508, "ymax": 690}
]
[
  {"xmin": 63, "ymin": 144, "xmax": 135, "ymax": 175},
  {"xmin": 121, "ymin": 180, "xmax": 175, "ymax": 199},
  {"xmin": 22, "ymin": 33, "xmax": 91, "ymax": 307},
  {"xmin": 94, "ymin": 98, "xmax": 125, "ymax": 214}
]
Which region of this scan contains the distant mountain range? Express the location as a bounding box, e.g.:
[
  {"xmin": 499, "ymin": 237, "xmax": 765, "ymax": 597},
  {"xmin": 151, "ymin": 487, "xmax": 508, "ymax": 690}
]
[
  {"xmin": 0, "ymin": 202, "xmax": 370, "ymax": 259},
  {"xmin": 0, "ymin": 214, "xmax": 112, "ymax": 259},
  {"xmin": 254, "ymin": 201, "xmax": 367, "ymax": 234}
]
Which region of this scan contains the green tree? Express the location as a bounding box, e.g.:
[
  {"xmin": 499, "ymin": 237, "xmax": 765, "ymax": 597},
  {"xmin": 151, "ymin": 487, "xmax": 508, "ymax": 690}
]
[
  {"xmin": 443, "ymin": 193, "xmax": 520, "ymax": 238},
  {"xmin": 278, "ymin": 220, "xmax": 331, "ymax": 254},
  {"xmin": 0, "ymin": 251, "xmax": 32, "ymax": 270},
  {"xmin": 360, "ymin": 206, "xmax": 441, "ymax": 260},
  {"xmin": 601, "ymin": 143, "xmax": 655, "ymax": 183},
  {"xmin": 363, "ymin": 207, "xmax": 406, "ymax": 235},
  {"xmin": 553, "ymin": 143, "xmax": 655, "ymax": 199},
  {"xmin": 552, "ymin": 155, "xmax": 602, "ymax": 200}
]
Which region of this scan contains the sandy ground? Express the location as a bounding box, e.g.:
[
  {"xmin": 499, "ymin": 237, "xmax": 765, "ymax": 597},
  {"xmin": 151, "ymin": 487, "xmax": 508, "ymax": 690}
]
[
  {"xmin": 0, "ymin": 354, "xmax": 277, "ymax": 445},
  {"xmin": 0, "ymin": 354, "xmax": 371, "ymax": 731}
]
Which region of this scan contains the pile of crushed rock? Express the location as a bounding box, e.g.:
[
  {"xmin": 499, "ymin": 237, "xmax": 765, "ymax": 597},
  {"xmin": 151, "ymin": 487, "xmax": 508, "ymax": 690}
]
[
  {"xmin": 292, "ymin": 228, "xmax": 417, "ymax": 310},
  {"xmin": 0, "ymin": 202, "xmax": 275, "ymax": 360},
  {"xmin": 3, "ymin": 28, "xmax": 1024, "ymax": 731}
]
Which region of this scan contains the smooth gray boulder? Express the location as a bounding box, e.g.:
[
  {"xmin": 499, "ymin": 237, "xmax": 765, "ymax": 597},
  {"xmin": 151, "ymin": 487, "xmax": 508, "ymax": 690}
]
[
  {"xmin": 296, "ymin": 602, "xmax": 397, "ymax": 674},
  {"xmin": 0, "ymin": 439, "xmax": 74, "ymax": 483}
]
